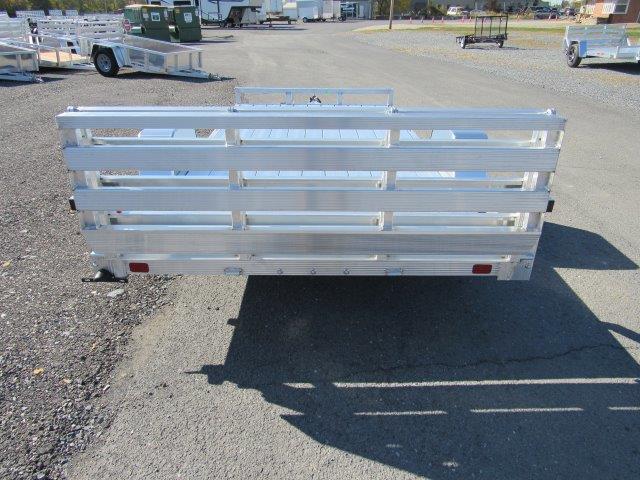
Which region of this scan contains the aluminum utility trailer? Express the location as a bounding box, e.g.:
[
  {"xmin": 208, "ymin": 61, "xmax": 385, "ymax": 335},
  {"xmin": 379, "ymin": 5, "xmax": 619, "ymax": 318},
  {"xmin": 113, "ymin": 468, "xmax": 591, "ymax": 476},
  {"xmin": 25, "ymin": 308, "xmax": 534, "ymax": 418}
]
[
  {"xmin": 88, "ymin": 35, "xmax": 214, "ymax": 78},
  {"xmin": 456, "ymin": 15, "xmax": 508, "ymax": 49},
  {"xmin": 564, "ymin": 24, "xmax": 640, "ymax": 68},
  {"xmin": 0, "ymin": 17, "xmax": 93, "ymax": 70},
  {"xmin": 0, "ymin": 42, "xmax": 40, "ymax": 82},
  {"xmin": 57, "ymin": 87, "xmax": 565, "ymax": 282}
]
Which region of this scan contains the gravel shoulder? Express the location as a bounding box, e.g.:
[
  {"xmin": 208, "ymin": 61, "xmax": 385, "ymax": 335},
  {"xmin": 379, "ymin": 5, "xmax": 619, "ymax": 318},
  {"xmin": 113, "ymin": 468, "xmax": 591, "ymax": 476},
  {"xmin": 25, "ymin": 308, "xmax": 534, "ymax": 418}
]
[
  {"xmin": 352, "ymin": 28, "xmax": 640, "ymax": 114},
  {"xmin": 0, "ymin": 66, "xmax": 234, "ymax": 479}
]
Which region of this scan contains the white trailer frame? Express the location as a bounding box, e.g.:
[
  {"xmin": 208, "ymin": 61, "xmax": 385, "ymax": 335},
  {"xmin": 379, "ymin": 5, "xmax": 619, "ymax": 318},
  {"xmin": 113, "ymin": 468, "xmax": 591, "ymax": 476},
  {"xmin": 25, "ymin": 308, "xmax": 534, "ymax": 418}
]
[
  {"xmin": 88, "ymin": 35, "xmax": 214, "ymax": 78},
  {"xmin": 0, "ymin": 42, "xmax": 40, "ymax": 81},
  {"xmin": 564, "ymin": 24, "xmax": 640, "ymax": 67},
  {"xmin": 57, "ymin": 87, "xmax": 565, "ymax": 281}
]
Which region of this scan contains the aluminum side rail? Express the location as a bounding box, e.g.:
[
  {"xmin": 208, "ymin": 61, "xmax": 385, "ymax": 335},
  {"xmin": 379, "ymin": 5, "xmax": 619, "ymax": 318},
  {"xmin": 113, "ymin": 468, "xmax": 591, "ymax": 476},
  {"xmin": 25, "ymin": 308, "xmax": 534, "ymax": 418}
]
[
  {"xmin": 57, "ymin": 87, "xmax": 565, "ymax": 280},
  {"xmin": 0, "ymin": 42, "xmax": 40, "ymax": 82}
]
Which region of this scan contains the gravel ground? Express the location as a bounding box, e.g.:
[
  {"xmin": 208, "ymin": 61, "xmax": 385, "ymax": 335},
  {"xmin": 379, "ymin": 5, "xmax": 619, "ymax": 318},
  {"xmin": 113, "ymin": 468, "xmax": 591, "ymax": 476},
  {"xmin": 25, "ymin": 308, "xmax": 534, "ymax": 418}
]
[
  {"xmin": 353, "ymin": 28, "xmax": 640, "ymax": 113},
  {"xmin": 0, "ymin": 68, "xmax": 234, "ymax": 479}
]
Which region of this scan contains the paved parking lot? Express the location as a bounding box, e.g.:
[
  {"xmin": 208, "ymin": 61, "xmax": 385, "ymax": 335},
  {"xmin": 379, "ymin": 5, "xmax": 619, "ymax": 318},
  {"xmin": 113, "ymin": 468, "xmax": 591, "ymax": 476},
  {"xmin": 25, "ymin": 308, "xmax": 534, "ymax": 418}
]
[{"xmin": 1, "ymin": 21, "xmax": 639, "ymax": 480}]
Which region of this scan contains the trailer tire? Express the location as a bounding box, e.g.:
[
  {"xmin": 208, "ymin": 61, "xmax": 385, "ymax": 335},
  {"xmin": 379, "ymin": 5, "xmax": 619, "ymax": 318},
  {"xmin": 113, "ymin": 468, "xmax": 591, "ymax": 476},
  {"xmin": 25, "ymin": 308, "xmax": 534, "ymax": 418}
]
[
  {"xmin": 94, "ymin": 49, "xmax": 119, "ymax": 77},
  {"xmin": 566, "ymin": 44, "xmax": 581, "ymax": 68}
]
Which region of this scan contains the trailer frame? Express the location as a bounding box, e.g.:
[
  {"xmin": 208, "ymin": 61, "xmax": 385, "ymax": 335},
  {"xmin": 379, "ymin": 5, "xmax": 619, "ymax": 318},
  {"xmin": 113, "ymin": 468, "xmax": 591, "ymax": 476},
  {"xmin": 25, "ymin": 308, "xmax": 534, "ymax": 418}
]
[{"xmin": 456, "ymin": 15, "xmax": 508, "ymax": 49}]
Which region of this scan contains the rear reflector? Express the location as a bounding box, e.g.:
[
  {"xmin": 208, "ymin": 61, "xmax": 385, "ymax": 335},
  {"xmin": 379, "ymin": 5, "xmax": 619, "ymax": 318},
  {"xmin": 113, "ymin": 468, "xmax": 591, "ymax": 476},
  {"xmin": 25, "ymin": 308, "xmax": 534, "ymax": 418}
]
[
  {"xmin": 472, "ymin": 264, "xmax": 493, "ymax": 274},
  {"xmin": 129, "ymin": 262, "xmax": 150, "ymax": 273}
]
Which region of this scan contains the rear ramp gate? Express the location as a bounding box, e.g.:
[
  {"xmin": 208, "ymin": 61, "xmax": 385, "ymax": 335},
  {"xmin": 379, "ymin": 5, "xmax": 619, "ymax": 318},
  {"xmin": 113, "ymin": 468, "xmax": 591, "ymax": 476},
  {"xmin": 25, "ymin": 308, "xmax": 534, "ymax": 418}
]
[{"xmin": 57, "ymin": 87, "xmax": 565, "ymax": 280}]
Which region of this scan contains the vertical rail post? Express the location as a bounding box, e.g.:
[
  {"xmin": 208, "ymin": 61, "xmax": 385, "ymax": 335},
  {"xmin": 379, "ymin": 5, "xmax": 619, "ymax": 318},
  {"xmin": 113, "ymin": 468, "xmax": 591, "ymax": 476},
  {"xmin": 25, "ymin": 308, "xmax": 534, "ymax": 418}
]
[
  {"xmin": 61, "ymin": 118, "xmax": 102, "ymax": 229},
  {"xmin": 225, "ymin": 127, "xmax": 246, "ymax": 231},
  {"xmin": 380, "ymin": 127, "xmax": 399, "ymax": 232}
]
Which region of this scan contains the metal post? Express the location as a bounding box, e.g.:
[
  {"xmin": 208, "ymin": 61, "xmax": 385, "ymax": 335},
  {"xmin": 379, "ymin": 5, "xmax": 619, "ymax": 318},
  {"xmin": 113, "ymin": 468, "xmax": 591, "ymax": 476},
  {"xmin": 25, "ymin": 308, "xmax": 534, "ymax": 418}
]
[{"xmin": 388, "ymin": 0, "xmax": 394, "ymax": 29}]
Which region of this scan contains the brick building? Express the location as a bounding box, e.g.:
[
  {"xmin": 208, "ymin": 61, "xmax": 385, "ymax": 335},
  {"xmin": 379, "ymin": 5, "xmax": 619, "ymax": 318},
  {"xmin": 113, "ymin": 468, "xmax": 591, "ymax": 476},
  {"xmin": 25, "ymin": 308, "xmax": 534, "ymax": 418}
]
[{"xmin": 586, "ymin": 0, "xmax": 640, "ymax": 23}]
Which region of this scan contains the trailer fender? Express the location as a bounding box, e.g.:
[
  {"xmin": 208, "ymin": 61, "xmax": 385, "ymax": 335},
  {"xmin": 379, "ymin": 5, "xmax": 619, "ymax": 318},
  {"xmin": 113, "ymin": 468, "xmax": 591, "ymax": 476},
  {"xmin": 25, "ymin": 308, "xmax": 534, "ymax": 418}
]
[
  {"xmin": 578, "ymin": 40, "xmax": 587, "ymax": 58},
  {"xmin": 90, "ymin": 44, "xmax": 126, "ymax": 68}
]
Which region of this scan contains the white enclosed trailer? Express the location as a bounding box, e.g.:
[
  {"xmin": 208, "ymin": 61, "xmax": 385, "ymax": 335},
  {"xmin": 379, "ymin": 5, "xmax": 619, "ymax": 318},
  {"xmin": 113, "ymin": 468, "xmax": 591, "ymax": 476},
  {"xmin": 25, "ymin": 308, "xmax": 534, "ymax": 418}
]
[
  {"xmin": 57, "ymin": 87, "xmax": 565, "ymax": 282},
  {"xmin": 564, "ymin": 24, "xmax": 640, "ymax": 67},
  {"xmin": 298, "ymin": 0, "xmax": 323, "ymax": 21},
  {"xmin": 199, "ymin": 0, "xmax": 263, "ymax": 25},
  {"xmin": 322, "ymin": 0, "xmax": 341, "ymax": 19}
]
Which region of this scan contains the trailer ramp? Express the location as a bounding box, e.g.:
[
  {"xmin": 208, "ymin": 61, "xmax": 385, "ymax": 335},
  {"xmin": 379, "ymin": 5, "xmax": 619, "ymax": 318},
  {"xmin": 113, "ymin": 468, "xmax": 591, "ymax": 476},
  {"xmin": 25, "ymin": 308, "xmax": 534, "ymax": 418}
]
[{"xmin": 57, "ymin": 87, "xmax": 565, "ymax": 280}]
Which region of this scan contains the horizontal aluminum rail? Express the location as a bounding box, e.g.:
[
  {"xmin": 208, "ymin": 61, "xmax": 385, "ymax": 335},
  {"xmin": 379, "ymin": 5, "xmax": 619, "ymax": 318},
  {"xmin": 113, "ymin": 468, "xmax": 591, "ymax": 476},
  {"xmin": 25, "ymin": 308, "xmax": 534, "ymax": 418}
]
[
  {"xmin": 57, "ymin": 108, "xmax": 565, "ymax": 131},
  {"xmin": 235, "ymin": 87, "xmax": 395, "ymax": 106}
]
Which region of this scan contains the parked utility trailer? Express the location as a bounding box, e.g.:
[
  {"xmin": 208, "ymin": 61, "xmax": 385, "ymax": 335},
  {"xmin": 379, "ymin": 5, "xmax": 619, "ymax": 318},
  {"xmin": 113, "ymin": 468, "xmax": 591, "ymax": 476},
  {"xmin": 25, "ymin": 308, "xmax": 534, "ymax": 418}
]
[
  {"xmin": 88, "ymin": 35, "xmax": 213, "ymax": 78},
  {"xmin": 564, "ymin": 24, "xmax": 640, "ymax": 67},
  {"xmin": 57, "ymin": 87, "xmax": 565, "ymax": 281},
  {"xmin": 456, "ymin": 15, "xmax": 508, "ymax": 49},
  {"xmin": 0, "ymin": 42, "xmax": 40, "ymax": 81}
]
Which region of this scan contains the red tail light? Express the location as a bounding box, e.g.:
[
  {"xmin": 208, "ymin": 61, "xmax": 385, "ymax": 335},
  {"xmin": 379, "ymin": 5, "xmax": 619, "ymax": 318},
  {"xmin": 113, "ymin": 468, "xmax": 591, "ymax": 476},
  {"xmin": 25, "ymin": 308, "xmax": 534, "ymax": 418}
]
[
  {"xmin": 129, "ymin": 262, "xmax": 150, "ymax": 273},
  {"xmin": 472, "ymin": 264, "xmax": 492, "ymax": 274}
]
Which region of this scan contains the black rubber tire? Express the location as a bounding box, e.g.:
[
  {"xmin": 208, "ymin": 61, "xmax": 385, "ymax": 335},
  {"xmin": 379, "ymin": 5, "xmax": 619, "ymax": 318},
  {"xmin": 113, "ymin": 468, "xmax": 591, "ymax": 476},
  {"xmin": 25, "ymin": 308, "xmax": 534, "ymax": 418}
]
[
  {"xmin": 302, "ymin": 17, "xmax": 308, "ymax": 23},
  {"xmin": 460, "ymin": 38, "xmax": 466, "ymax": 49},
  {"xmin": 497, "ymin": 40, "xmax": 504, "ymax": 48},
  {"xmin": 566, "ymin": 44, "xmax": 581, "ymax": 68},
  {"xmin": 94, "ymin": 49, "xmax": 119, "ymax": 77}
]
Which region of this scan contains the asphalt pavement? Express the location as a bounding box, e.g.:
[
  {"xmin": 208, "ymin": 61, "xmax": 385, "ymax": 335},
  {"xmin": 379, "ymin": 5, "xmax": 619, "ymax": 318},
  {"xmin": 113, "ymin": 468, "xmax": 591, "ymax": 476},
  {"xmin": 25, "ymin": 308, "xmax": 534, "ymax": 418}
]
[{"xmin": 68, "ymin": 22, "xmax": 640, "ymax": 480}]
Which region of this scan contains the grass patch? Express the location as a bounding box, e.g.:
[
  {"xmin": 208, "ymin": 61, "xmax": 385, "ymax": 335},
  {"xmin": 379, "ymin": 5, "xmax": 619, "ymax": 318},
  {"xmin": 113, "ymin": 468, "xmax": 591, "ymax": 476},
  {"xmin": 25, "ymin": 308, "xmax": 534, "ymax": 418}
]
[{"xmin": 359, "ymin": 24, "xmax": 640, "ymax": 39}]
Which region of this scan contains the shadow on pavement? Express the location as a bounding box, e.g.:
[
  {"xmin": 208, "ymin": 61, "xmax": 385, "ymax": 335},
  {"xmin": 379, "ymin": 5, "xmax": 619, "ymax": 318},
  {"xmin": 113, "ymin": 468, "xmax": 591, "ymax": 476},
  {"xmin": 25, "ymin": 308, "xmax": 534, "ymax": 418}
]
[{"xmin": 189, "ymin": 222, "xmax": 640, "ymax": 479}]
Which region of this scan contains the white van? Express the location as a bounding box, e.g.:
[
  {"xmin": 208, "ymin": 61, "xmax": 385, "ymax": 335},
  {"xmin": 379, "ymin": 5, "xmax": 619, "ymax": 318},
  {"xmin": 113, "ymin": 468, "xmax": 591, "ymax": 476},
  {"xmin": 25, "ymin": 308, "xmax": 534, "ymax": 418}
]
[{"xmin": 446, "ymin": 6, "xmax": 465, "ymax": 16}]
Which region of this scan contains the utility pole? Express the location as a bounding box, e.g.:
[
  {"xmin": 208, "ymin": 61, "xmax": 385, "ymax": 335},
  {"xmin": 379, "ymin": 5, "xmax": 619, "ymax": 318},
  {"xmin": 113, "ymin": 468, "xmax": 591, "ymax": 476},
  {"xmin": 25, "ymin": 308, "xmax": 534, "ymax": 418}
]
[{"xmin": 388, "ymin": 0, "xmax": 395, "ymax": 29}]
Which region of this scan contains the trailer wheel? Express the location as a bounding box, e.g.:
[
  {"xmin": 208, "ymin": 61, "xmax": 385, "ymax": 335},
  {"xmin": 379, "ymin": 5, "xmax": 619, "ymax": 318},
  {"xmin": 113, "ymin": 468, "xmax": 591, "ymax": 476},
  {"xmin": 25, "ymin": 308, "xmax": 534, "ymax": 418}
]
[
  {"xmin": 566, "ymin": 44, "xmax": 581, "ymax": 68},
  {"xmin": 94, "ymin": 49, "xmax": 119, "ymax": 77}
]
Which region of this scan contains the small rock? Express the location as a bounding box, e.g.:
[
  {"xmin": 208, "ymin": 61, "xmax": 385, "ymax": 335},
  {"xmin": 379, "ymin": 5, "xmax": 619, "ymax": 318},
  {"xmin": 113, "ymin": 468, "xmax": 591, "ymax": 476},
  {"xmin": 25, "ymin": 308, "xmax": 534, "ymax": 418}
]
[{"xmin": 106, "ymin": 289, "xmax": 125, "ymax": 298}]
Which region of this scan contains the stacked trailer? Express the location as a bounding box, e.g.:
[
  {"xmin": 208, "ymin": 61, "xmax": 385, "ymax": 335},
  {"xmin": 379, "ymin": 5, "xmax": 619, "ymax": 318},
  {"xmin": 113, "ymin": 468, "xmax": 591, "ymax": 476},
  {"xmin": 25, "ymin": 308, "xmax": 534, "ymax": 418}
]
[
  {"xmin": 36, "ymin": 18, "xmax": 123, "ymax": 40},
  {"xmin": 564, "ymin": 25, "xmax": 640, "ymax": 67}
]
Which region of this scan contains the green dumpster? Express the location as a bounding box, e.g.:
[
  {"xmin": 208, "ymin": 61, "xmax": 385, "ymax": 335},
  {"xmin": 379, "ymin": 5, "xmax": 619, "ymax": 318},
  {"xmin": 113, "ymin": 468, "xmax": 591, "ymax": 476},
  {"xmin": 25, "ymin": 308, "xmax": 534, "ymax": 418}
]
[
  {"xmin": 124, "ymin": 5, "xmax": 171, "ymax": 42},
  {"xmin": 169, "ymin": 6, "xmax": 202, "ymax": 43}
]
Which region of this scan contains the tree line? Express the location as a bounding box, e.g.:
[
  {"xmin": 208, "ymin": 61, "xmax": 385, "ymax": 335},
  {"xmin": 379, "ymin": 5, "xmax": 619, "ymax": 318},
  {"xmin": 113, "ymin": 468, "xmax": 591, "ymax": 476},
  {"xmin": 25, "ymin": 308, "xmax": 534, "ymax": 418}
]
[{"xmin": 0, "ymin": 0, "xmax": 129, "ymax": 15}]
